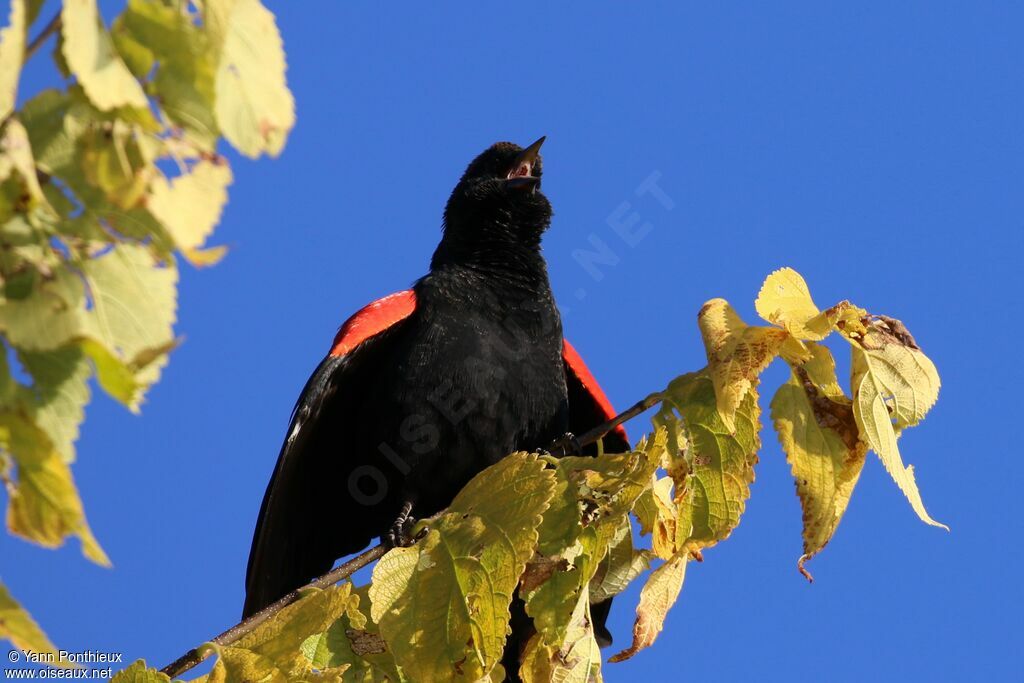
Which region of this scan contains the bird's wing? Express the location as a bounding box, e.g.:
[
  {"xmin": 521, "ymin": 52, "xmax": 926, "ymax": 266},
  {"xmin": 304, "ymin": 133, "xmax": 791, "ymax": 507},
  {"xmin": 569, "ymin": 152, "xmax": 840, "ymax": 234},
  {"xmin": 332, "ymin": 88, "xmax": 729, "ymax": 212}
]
[
  {"xmin": 243, "ymin": 291, "xmax": 417, "ymax": 618},
  {"xmin": 562, "ymin": 339, "xmax": 630, "ymax": 453}
]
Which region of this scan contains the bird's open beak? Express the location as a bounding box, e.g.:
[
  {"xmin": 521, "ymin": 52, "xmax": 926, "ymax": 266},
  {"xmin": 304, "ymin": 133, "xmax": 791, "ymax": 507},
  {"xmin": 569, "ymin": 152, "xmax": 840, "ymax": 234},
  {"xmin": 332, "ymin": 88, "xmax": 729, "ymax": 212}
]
[{"xmin": 506, "ymin": 136, "xmax": 545, "ymax": 191}]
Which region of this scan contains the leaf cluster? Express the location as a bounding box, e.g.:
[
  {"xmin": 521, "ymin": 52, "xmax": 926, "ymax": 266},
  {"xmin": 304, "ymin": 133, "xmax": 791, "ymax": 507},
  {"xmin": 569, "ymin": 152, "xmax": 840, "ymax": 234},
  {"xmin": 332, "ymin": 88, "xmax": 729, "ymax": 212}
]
[
  {"xmin": 0, "ymin": 0, "xmax": 293, "ymax": 656},
  {"xmin": 125, "ymin": 268, "xmax": 944, "ymax": 682}
]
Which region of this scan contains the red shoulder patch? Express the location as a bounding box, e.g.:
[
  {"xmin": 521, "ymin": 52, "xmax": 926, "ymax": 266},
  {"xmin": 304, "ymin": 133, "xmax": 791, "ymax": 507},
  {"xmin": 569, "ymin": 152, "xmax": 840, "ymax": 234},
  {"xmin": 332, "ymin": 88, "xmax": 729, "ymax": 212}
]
[
  {"xmin": 562, "ymin": 339, "xmax": 628, "ymax": 443},
  {"xmin": 329, "ymin": 290, "xmax": 417, "ymax": 357}
]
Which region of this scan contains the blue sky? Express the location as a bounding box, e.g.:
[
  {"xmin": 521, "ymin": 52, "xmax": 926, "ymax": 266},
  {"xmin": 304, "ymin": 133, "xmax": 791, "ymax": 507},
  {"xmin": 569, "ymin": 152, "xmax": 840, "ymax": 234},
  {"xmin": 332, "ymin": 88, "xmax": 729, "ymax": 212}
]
[{"xmin": 4, "ymin": 2, "xmax": 1022, "ymax": 681}]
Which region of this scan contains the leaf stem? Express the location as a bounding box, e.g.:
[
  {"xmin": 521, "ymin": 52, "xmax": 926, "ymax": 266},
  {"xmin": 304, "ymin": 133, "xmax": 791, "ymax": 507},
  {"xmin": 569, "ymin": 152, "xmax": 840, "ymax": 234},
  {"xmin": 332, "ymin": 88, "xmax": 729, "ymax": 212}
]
[
  {"xmin": 157, "ymin": 393, "xmax": 659, "ymax": 678},
  {"xmin": 24, "ymin": 13, "xmax": 62, "ymax": 63}
]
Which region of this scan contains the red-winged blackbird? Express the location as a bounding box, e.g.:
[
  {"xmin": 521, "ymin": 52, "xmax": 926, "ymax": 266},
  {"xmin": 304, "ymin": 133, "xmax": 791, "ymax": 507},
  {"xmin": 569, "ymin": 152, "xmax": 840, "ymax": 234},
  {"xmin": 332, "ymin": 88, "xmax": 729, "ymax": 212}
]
[{"xmin": 243, "ymin": 138, "xmax": 629, "ymax": 674}]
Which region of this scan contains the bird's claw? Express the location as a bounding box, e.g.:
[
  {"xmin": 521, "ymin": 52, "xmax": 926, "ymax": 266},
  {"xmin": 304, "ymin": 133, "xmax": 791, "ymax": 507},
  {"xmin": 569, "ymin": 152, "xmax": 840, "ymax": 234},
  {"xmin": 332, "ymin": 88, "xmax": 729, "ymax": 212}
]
[
  {"xmin": 548, "ymin": 431, "xmax": 583, "ymax": 456},
  {"xmin": 384, "ymin": 499, "xmax": 419, "ymax": 548},
  {"xmin": 384, "ymin": 517, "xmax": 418, "ymax": 548}
]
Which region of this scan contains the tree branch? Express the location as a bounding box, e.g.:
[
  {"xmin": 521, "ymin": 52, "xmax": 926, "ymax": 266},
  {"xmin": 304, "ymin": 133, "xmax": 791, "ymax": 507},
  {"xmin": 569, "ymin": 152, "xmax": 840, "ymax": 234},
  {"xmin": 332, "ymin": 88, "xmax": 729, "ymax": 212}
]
[
  {"xmin": 158, "ymin": 391, "xmax": 662, "ymax": 679},
  {"xmin": 159, "ymin": 544, "xmax": 387, "ymax": 678},
  {"xmin": 24, "ymin": 13, "xmax": 61, "ymax": 63}
]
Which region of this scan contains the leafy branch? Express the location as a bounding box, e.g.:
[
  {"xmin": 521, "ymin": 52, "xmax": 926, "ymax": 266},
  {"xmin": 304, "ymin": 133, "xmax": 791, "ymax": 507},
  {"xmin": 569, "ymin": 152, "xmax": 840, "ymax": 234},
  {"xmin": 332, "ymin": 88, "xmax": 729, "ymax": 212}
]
[
  {"xmin": 0, "ymin": 0, "xmax": 294, "ymax": 658},
  {"xmin": 159, "ymin": 395, "xmax": 653, "ymax": 679},
  {"xmin": 116, "ymin": 268, "xmax": 945, "ymax": 682}
]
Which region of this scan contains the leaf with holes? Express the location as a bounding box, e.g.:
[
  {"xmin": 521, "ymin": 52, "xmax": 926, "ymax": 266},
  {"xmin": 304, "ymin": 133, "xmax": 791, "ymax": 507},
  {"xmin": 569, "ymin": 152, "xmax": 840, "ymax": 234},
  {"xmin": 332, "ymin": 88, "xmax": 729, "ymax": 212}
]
[{"xmin": 609, "ymin": 555, "xmax": 688, "ymax": 662}]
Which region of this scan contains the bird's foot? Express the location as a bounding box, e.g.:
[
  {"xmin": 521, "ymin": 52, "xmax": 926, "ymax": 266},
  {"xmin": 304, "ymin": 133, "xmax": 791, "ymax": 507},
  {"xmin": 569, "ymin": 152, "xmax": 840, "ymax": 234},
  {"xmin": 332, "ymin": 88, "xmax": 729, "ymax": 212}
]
[
  {"xmin": 548, "ymin": 431, "xmax": 583, "ymax": 457},
  {"xmin": 384, "ymin": 499, "xmax": 418, "ymax": 548}
]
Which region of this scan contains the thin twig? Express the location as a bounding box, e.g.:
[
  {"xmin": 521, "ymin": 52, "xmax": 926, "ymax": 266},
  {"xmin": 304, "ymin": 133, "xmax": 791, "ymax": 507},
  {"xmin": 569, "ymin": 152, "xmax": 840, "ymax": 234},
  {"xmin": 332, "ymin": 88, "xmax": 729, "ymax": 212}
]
[
  {"xmin": 159, "ymin": 545, "xmax": 387, "ymax": 678},
  {"xmin": 549, "ymin": 391, "xmax": 663, "ymax": 457},
  {"xmin": 24, "ymin": 13, "xmax": 61, "ymax": 63},
  {"xmin": 158, "ymin": 393, "xmax": 660, "ymax": 679}
]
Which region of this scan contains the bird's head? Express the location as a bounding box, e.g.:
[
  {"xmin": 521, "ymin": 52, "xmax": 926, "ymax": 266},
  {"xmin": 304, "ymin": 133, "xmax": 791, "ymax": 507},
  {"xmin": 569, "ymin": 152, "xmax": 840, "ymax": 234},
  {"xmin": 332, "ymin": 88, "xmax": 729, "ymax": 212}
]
[{"xmin": 441, "ymin": 137, "xmax": 553, "ymax": 250}]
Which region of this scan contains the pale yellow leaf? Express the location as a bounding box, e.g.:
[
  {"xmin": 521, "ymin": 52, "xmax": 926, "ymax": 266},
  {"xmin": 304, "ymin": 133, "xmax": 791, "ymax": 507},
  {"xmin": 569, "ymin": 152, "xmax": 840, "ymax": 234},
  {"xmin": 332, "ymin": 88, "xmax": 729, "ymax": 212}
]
[
  {"xmin": 148, "ymin": 160, "xmax": 232, "ymax": 265},
  {"xmin": 0, "ymin": 266, "xmax": 86, "ymax": 351},
  {"xmin": 80, "ymin": 243, "xmax": 178, "ymax": 406},
  {"xmin": 61, "ymin": 0, "xmax": 149, "ymax": 111},
  {"xmin": 609, "ymin": 555, "xmax": 687, "ymax": 662},
  {"xmin": 697, "ymin": 297, "xmax": 786, "ymax": 430},
  {"xmin": 754, "ymin": 267, "xmax": 834, "ymax": 340},
  {"xmin": 206, "ymin": 0, "xmax": 294, "ymax": 158},
  {"xmin": 839, "ymin": 315, "xmax": 946, "ymax": 530},
  {"xmin": 0, "ymin": 0, "xmax": 27, "ymax": 119}
]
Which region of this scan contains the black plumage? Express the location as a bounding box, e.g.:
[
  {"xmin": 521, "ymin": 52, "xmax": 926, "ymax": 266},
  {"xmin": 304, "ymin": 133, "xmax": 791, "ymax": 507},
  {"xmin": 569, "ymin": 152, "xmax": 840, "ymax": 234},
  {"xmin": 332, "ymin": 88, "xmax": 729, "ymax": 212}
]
[{"xmin": 243, "ymin": 139, "xmax": 628, "ymax": 676}]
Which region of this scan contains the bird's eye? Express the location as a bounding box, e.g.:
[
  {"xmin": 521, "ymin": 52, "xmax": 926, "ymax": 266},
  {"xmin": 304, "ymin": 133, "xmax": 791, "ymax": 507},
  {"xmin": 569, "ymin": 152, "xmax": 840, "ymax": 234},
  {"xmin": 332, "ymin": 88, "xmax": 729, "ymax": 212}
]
[{"xmin": 507, "ymin": 161, "xmax": 532, "ymax": 179}]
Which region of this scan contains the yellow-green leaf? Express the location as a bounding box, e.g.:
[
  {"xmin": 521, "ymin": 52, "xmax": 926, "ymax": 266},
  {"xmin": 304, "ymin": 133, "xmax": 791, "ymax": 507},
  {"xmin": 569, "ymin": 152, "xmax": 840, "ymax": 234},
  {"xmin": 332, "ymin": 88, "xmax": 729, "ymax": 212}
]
[
  {"xmin": 589, "ymin": 519, "xmax": 650, "ymax": 604},
  {"xmin": 0, "ymin": 0, "xmax": 27, "ymax": 119},
  {"xmin": 19, "ymin": 346, "xmax": 91, "ymax": 463},
  {"xmin": 0, "ymin": 118, "xmax": 47, "ymax": 208},
  {"xmin": 754, "ymin": 267, "xmax": 835, "ymax": 340},
  {"xmin": 839, "ymin": 314, "xmax": 946, "ymax": 529},
  {"xmin": 194, "ymin": 586, "xmax": 356, "ymax": 682},
  {"xmin": 0, "ymin": 411, "xmax": 109, "ymax": 565},
  {"xmin": 117, "ymin": 0, "xmax": 219, "ymax": 148},
  {"xmin": 656, "ymin": 372, "xmax": 761, "ymax": 553},
  {"xmin": 61, "ymin": 0, "xmax": 149, "ymax": 111},
  {"xmin": 522, "ymin": 445, "xmax": 660, "ymax": 650},
  {"xmin": 78, "ymin": 121, "xmax": 154, "ymax": 209},
  {"xmin": 19, "ymin": 89, "xmax": 76, "ymax": 174},
  {"xmin": 202, "ymin": 644, "xmax": 289, "ymax": 683},
  {"xmin": 770, "ymin": 345, "xmax": 867, "ymax": 576},
  {"xmin": 0, "ymin": 265, "xmax": 85, "ymax": 351},
  {"xmin": 369, "ymin": 453, "xmax": 556, "ymax": 682},
  {"xmin": 80, "ymin": 243, "xmax": 178, "ymax": 407},
  {"xmin": 609, "ymin": 555, "xmax": 687, "ymax": 663},
  {"xmin": 633, "ymin": 475, "xmax": 676, "ymax": 560},
  {"xmin": 697, "ymin": 297, "xmax": 787, "ymax": 430},
  {"xmin": 0, "ymin": 581, "xmax": 62, "ymax": 662},
  {"xmin": 521, "ymin": 588, "xmax": 602, "ymax": 683},
  {"xmin": 232, "ymin": 584, "xmax": 354, "ymax": 677},
  {"xmin": 206, "ymin": 0, "xmax": 294, "ymax": 158},
  {"xmin": 148, "ymin": 160, "xmax": 232, "ymax": 266},
  {"xmin": 301, "ymin": 586, "xmax": 401, "ymax": 683},
  {"xmin": 110, "ymin": 660, "xmax": 171, "ymax": 683}
]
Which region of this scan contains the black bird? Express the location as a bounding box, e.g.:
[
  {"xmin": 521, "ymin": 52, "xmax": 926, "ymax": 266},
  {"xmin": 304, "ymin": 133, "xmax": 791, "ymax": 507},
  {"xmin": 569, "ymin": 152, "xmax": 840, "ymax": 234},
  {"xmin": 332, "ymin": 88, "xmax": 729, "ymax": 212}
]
[{"xmin": 243, "ymin": 138, "xmax": 629, "ymax": 674}]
